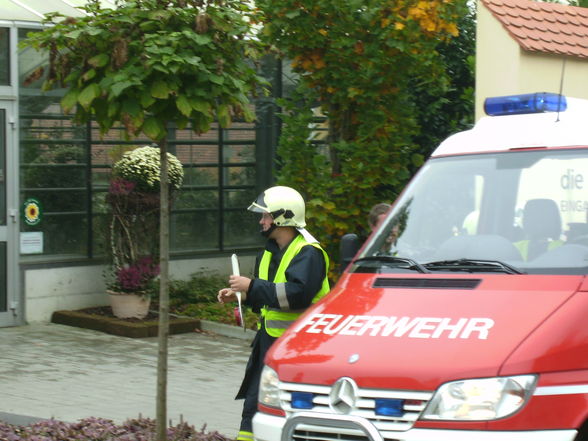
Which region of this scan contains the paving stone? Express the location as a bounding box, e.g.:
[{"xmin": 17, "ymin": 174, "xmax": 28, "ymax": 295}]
[{"xmin": 0, "ymin": 323, "xmax": 252, "ymax": 437}]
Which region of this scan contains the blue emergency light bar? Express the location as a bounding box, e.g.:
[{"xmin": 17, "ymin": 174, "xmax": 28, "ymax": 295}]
[{"xmin": 484, "ymin": 92, "xmax": 567, "ymax": 116}]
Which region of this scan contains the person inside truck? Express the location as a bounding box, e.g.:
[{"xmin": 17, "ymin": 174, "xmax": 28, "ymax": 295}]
[
  {"xmin": 368, "ymin": 202, "xmax": 391, "ymax": 232},
  {"xmin": 513, "ymin": 198, "xmax": 564, "ymax": 260},
  {"xmin": 368, "ymin": 202, "xmax": 405, "ymax": 255},
  {"xmin": 567, "ymin": 207, "xmax": 588, "ymax": 245},
  {"xmin": 217, "ymin": 185, "xmax": 330, "ymax": 441}
]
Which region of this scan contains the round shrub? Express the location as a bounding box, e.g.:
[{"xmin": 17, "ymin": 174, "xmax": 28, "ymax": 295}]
[{"xmin": 113, "ymin": 146, "xmax": 184, "ymax": 192}]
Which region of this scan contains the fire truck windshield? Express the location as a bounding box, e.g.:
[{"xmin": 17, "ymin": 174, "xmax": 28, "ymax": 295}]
[{"xmin": 359, "ymin": 148, "xmax": 588, "ymax": 275}]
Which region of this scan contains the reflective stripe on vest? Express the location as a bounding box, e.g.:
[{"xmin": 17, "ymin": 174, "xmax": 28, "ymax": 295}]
[
  {"xmin": 237, "ymin": 431, "xmax": 254, "ymax": 441},
  {"xmin": 514, "ymin": 239, "xmax": 563, "ymax": 260},
  {"xmin": 259, "ymin": 234, "xmax": 330, "ymax": 337}
]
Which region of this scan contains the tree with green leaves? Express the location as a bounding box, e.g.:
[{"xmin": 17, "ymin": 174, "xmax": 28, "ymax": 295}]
[
  {"xmin": 22, "ymin": 1, "xmax": 265, "ymax": 439},
  {"xmin": 551, "ymin": 0, "xmax": 588, "ymax": 7},
  {"xmin": 255, "ymin": 0, "xmax": 473, "ymax": 273}
]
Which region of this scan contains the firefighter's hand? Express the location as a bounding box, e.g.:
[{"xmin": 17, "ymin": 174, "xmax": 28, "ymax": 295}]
[
  {"xmin": 217, "ymin": 288, "xmax": 238, "ymax": 303},
  {"xmin": 229, "ymin": 275, "xmax": 250, "ymax": 300}
]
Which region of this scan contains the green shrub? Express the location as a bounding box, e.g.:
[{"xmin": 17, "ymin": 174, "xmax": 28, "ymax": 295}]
[
  {"xmin": 153, "ymin": 273, "xmax": 258, "ymax": 330},
  {"xmin": 169, "ymin": 273, "xmax": 227, "ymax": 305}
]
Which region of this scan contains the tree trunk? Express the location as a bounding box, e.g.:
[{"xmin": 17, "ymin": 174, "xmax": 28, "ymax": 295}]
[{"xmin": 156, "ymin": 137, "xmax": 170, "ymax": 441}]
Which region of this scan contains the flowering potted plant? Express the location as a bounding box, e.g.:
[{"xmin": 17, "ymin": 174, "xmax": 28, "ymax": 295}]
[{"xmin": 106, "ymin": 146, "xmax": 184, "ymax": 319}]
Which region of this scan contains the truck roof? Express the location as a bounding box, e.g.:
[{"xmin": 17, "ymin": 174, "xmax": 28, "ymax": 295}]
[{"xmin": 432, "ymin": 96, "xmax": 588, "ymax": 157}]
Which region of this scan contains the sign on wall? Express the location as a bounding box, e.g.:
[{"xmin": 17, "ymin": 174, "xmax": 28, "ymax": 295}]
[{"xmin": 22, "ymin": 198, "xmax": 42, "ymax": 226}]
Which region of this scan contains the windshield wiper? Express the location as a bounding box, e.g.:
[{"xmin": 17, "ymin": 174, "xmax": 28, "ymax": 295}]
[
  {"xmin": 353, "ymin": 256, "xmax": 430, "ymax": 274},
  {"xmin": 424, "ymin": 259, "xmax": 524, "ymax": 274}
]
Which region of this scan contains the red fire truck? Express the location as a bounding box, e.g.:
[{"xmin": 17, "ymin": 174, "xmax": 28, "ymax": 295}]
[{"xmin": 253, "ymin": 93, "xmax": 588, "ymax": 441}]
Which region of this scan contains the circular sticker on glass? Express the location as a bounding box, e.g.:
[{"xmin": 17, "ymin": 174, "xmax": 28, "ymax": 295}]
[{"xmin": 23, "ymin": 198, "xmax": 42, "ymax": 226}]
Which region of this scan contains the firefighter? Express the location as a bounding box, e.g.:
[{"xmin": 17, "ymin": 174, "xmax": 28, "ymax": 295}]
[{"xmin": 217, "ymin": 185, "xmax": 330, "ymax": 441}]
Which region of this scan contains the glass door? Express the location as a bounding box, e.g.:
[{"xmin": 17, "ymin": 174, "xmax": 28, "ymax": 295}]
[{"xmin": 0, "ymin": 102, "xmax": 18, "ymax": 327}]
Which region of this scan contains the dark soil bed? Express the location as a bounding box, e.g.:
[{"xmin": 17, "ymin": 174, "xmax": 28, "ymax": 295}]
[
  {"xmin": 79, "ymin": 305, "xmax": 160, "ymax": 321},
  {"xmin": 51, "ymin": 305, "xmax": 201, "ymax": 338}
]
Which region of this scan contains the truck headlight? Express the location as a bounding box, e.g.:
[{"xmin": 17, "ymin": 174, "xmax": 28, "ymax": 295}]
[
  {"xmin": 422, "ymin": 375, "xmax": 537, "ymax": 421},
  {"xmin": 258, "ymin": 365, "xmax": 282, "ymax": 409}
]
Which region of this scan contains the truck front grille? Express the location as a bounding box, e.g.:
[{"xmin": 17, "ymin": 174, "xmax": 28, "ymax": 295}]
[
  {"xmin": 293, "ymin": 429, "xmax": 388, "ymax": 441},
  {"xmin": 279, "ymin": 381, "xmax": 433, "ymax": 441},
  {"xmin": 292, "ymin": 428, "xmax": 398, "ymax": 441}
]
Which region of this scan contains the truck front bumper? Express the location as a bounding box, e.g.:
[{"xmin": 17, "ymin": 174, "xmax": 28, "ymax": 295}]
[{"xmin": 253, "ymin": 412, "xmax": 577, "ymax": 441}]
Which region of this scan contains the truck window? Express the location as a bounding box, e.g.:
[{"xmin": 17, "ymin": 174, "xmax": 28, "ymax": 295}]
[
  {"xmin": 515, "ymin": 156, "xmax": 588, "ymax": 238},
  {"xmin": 360, "ymin": 149, "xmax": 588, "ymax": 275}
]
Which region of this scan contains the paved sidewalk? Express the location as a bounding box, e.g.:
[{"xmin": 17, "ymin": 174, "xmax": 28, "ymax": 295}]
[{"xmin": 0, "ymin": 322, "xmax": 253, "ymax": 437}]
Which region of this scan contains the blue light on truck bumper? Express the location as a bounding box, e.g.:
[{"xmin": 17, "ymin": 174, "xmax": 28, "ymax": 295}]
[
  {"xmin": 291, "ymin": 392, "xmax": 314, "ymax": 409},
  {"xmin": 484, "ymin": 93, "xmax": 566, "ymax": 116},
  {"xmin": 374, "ymin": 398, "xmax": 403, "ymax": 416}
]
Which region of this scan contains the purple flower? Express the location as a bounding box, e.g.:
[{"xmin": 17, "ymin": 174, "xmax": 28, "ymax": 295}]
[
  {"xmin": 109, "ymin": 178, "xmax": 136, "ymax": 196},
  {"xmin": 116, "ymin": 257, "xmax": 160, "ymax": 292},
  {"xmin": 0, "ymin": 416, "xmax": 234, "ymax": 440}
]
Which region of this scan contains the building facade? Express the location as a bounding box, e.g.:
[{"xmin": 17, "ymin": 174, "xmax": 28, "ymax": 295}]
[
  {"xmin": 0, "ymin": 1, "xmax": 283, "ymax": 325},
  {"xmin": 476, "ymin": 0, "xmax": 588, "ymax": 120}
]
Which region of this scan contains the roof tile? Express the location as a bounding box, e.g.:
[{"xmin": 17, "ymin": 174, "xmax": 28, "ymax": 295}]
[
  {"xmin": 551, "ymin": 34, "xmax": 566, "ymax": 45},
  {"xmin": 518, "ymin": 9, "xmax": 533, "ymax": 20},
  {"xmin": 527, "ymin": 2, "xmax": 541, "ymax": 12},
  {"xmin": 566, "ymin": 8, "xmax": 579, "ymax": 16},
  {"xmin": 509, "ymin": 25, "xmax": 530, "ymax": 39},
  {"xmin": 504, "ymin": 6, "xmax": 521, "ymax": 18},
  {"xmin": 482, "ymin": 0, "xmax": 588, "ymax": 59},
  {"xmin": 530, "ymin": 20, "xmax": 549, "ymax": 32},
  {"xmin": 504, "ymin": 16, "xmax": 528, "ymax": 27},
  {"xmin": 576, "ymin": 7, "xmax": 588, "ymax": 18},
  {"xmin": 529, "ymin": 28, "xmax": 548, "ymax": 41}
]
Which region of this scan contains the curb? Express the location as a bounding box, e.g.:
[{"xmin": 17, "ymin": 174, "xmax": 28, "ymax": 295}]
[
  {"xmin": 199, "ymin": 320, "xmax": 256, "ymax": 340},
  {"xmin": 0, "ymin": 411, "xmax": 49, "ymax": 426}
]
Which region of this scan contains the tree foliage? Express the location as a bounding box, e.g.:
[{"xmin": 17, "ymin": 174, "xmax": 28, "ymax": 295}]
[
  {"xmin": 23, "ymin": 0, "xmax": 265, "ymax": 140},
  {"xmin": 256, "ymin": 0, "xmax": 474, "ymax": 272},
  {"xmin": 551, "ymin": 0, "xmax": 588, "ymax": 7}
]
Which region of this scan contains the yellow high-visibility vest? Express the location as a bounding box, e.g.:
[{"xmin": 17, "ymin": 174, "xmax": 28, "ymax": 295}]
[
  {"xmin": 258, "ymin": 234, "xmax": 329, "ymax": 337},
  {"xmin": 514, "ymin": 239, "xmax": 563, "ymax": 260}
]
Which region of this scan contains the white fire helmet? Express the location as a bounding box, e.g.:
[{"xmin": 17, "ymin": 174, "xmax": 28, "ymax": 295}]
[{"xmin": 248, "ymin": 186, "xmax": 306, "ymax": 228}]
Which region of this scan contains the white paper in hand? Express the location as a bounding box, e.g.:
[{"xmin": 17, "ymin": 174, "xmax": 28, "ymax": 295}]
[{"xmin": 231, "ymin": 254, "xmax": 246, "ymax": 332}]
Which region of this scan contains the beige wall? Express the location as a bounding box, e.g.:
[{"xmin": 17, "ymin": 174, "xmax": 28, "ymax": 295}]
[
  {"xmin": 476, "ymin": 0, "xmax": 588, "ymax": 120},
  {"xmin": 476, "ymin": 0, "xmax": 521, "ymax": 119},
  {"xmin": 24, "ymin": 255, "xmax": 257, "ymax": 323},
  {"xmin": 519, "ymin": 54, "xmax": 588, "ymax": 101}
]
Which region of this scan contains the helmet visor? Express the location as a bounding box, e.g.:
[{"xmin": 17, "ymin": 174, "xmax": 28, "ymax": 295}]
[{"xmin": 248, "ymin": 192, "xmax": 269, "ymax": 213}]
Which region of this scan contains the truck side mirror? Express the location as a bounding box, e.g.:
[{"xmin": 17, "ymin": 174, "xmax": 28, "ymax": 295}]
[{"xmin": 340, "ymin": 233, "xmax": 361, "ymax": 272}]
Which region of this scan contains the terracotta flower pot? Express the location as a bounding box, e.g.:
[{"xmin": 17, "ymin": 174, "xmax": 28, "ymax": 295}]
[{"xmin": 107, "ymin": 290, "xmax": 151, "ymax": 319}]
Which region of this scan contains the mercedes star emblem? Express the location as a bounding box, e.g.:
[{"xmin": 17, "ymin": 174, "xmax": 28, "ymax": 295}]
[{"xmin": 329, "ymin": 377, "xmax": 358, "ymax": 414}]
